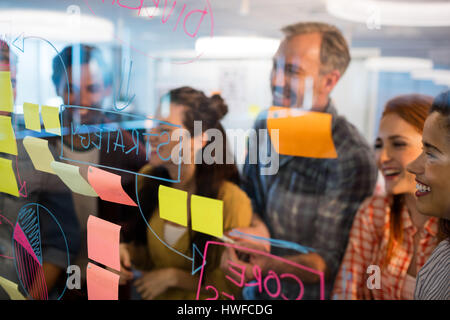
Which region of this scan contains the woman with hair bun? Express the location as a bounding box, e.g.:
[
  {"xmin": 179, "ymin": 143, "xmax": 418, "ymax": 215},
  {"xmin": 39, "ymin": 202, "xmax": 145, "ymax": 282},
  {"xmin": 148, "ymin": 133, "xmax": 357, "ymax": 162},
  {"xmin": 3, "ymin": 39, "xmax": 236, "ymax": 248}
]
[{"xmin": 118, "ymin": 87, "xmax": 253, "ymax": 300}]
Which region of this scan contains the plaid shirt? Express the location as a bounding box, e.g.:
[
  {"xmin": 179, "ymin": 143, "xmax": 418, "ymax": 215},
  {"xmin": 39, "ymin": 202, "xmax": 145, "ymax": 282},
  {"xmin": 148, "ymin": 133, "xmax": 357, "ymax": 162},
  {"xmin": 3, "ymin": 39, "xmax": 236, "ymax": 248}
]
[
  {"xmin": 332, "ymin": 194, "xmax": 439, "ymax": 300},
  {"xmin": 242, "ymin": 101, "xmax": 378, "ymax": 299}
]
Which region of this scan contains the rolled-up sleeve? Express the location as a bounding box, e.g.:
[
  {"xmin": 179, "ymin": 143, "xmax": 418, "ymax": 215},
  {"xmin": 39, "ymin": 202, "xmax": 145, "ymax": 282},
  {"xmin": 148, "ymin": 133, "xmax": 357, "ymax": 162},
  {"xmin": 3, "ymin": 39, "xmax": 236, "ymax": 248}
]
[{"xmin": 332, "ymin": 198, "xmax": 379, "ymax": 299}]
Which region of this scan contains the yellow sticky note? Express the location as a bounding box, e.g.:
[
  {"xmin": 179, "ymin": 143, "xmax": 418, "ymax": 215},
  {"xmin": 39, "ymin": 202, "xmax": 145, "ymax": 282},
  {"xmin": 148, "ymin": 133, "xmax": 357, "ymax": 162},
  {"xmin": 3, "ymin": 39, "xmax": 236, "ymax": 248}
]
[
  {"xmin": 191, "ymin": 195, "xmax": 223, "ymax": 238},
  {"xmin": 158, "ymin": 185, "xmax": 188, "ymax": 227},
  {"xmin": 267, "ymin": 106, "xmax": 337, "ymax": 159},
  {"xmin": 0, "ymin": 276, "xmax": 26, "ymax": 300},
  {"xmin": 51, "ymin": 161, "xmax": 98, "ymax": 197},
  {"xmin": 0, "ymin": 71, "xmax": 14, "ymax": 112},
  {"xmin": 41, "ymin": 105, "xmax": 61, "ymax": 136},
  {"xmin": 23, "ymin": 136, "xmax": 55, "ymax": 174},
  {"xmin": 23, "ymin": 102, "xmax": 41, "ymax": 132},
  {"xmin": 0, "ymin": 157, "xmax": 19, "ymax": 197},
  {"xmin": 0, "ymin": 115, "xmax": 17, "ymax": 155}
]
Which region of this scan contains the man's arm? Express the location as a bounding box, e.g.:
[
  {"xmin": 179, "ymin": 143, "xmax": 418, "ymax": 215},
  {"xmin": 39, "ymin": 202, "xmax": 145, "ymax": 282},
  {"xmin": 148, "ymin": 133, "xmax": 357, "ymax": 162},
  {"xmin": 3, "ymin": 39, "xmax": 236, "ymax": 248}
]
[
  {"xmin": 252, "ymin": 249, "xmax": 327, "ymax": 283},
  {"xmin": 307, "ymin": 148, "xmax": 377, "ymax": 281},
  {"xmin": 248, "ymin": 148, "xmax": 377, "ymax": 284}
]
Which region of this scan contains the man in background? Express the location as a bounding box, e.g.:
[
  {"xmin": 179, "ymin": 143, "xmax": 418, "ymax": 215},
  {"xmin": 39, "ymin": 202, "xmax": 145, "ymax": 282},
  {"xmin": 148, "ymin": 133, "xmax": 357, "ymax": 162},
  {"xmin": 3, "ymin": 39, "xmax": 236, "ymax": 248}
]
[
  {"xmin": 51, "ymin": 44, "xmax": 147, "ymax": 298},
  {"xmin": 0, "ymin": 40, "xmax": 80, "ymax": 300},
  {"xmin": 224, "ymin": 22, "xmax": 378, "ymax": 300}
]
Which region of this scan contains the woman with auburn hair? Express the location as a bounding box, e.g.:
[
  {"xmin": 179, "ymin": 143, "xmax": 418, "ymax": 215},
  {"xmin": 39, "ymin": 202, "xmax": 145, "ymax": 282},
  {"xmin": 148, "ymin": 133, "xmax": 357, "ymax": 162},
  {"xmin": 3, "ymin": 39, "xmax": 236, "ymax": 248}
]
[
  {"xmin": 407, "ymin": 90, "xmax": 450, "ymax": 300},
  {"xmin": 332, "ymin": 94, "xmax": 441, "ymax": 300}
]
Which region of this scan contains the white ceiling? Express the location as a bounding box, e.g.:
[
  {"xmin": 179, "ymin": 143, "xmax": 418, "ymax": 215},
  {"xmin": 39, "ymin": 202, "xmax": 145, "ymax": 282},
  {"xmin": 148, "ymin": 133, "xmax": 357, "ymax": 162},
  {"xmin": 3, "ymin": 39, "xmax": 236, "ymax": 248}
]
[{"xmin": 1, "ymin": 0, "xmax": 450, "ymax": 66}]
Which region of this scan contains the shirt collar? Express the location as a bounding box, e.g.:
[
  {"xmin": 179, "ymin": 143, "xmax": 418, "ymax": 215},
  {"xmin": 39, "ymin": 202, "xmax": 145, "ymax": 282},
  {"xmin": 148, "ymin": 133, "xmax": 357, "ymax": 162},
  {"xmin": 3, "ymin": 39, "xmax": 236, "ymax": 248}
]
[
  {"xmin": 400, "ymin": 206, "xmax": 439, "ymax": 236},
  {"xmin": 323, "ymin": 99, "xmax": 338, "ymax": 118},
  {"xmin": 424, "ymin": 217, "xmax": 439, "ymax": 236}
]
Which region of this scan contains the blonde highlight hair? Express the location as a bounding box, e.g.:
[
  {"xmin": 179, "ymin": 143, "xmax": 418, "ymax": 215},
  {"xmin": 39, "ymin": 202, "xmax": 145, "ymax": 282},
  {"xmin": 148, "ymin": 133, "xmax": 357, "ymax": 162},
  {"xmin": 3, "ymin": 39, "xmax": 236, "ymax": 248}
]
[{"xmin": 281, "ymin": 22, "xmax": 351, "ymax": 76}]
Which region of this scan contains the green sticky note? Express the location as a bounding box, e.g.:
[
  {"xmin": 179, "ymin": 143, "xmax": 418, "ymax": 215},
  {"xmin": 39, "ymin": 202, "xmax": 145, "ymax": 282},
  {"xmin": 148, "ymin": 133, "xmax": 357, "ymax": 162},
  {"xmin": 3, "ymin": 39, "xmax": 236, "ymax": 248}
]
[
  {"xmin": 23, "ymin": 102, "xmax": 41, "ymax": 132},
  {"xmin": 191, "ymin": 195, "xmax": 223, "ymax": 238},
  {"xmin": 0, "ymin": 276, "xmax": 25, "ymax": 300},
  {"xmin": 158, "ymin": 185, "xmax": 188, "ymax": 227},
  {"xmin": 0, "ymin": 115, "xmax": 17, "ymax": 155},
  {"xmin": 0, "ymin": 71, "xmax": 14, "ymax": 112},
  {"xmin": 41, "ymin": 105, "xmax": 61, "ymax": 136},
  {"xmin": 51, "ymin": 161, "xmax": 98, "ymax": 197},
  {"xmin": 23, "ymin": 136, "xmax": 55, "ymax": 174},
  {"xmin": 0, "ymin": 157, "xmax": 19, "ymax": 197}
]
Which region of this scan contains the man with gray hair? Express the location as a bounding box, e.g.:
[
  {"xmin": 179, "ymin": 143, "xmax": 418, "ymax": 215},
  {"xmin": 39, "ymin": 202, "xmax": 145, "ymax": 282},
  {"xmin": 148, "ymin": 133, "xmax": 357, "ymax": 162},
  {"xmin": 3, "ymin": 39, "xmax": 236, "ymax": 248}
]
[{"xmin": 223, "ymin": 22, "xmax": 378, "ymax": 299}]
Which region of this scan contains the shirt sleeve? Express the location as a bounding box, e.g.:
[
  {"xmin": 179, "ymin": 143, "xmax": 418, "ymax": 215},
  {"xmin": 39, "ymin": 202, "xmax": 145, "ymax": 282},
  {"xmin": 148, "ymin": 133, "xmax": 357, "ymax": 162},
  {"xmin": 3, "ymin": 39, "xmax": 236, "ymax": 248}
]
[
  {"xmin": 312, "ymin": 147, "xmax": 377, "ymax": 284},
  {"xmin": 332, "ymin": 197, "xmax": 379, "ymax": 300},
  {"xmin": 221, "ymin": 182, "xmax": 253, "ymax": 231},
  {"xmin": 241, "ymin": 110, "xmax": 269, "ymax": 217}
]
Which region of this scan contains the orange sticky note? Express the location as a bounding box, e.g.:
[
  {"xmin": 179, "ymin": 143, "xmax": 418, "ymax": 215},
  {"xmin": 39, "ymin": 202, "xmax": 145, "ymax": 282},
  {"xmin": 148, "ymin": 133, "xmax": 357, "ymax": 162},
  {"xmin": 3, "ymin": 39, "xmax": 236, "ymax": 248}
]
[
  {"xmin": 87, "ymin": 166, "xmax": 137, "ymax": 206},
  {"xmin": 158, "ymin": 185, "xmax": 188, "ymax": 227},
  {"xmin": 0, "ymin": 157, "xmax": 19, "ymax": 197},
  {"xmin": 41, "ymin": 105, "xmax": 61, "ymax": 136},
  {"xmin": 191, "ymin": 195, "xmax": 223, "ymax": 238},
  {"xmin": 0, "ymin": 115, "xmax": 17, "ymax": 155},
  {"xmin": 0, "ymin": 71, "xmax": 14, "ymax": 112},
  {"xmin": 23, "ymin": 103, "xmax": 41, "ymax": 132},
  {"xmin": 87, "ymin": 215, "xmax": 121, "ymax": 271},
  {"xmin": 267, "ymin": 106, "xmax": 337, "ymax": 159},
  {"xmin": 86, "ymin": 262, "xmax": 119, "ymax": 300}
]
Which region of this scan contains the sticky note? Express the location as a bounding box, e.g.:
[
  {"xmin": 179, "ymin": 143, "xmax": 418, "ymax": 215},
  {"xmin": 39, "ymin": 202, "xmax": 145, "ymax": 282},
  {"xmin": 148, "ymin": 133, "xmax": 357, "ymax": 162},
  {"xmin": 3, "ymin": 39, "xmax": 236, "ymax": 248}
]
[
  {"xmin": 23, "ymin": 102, "xmax": 41, "ymax": 132},
  {"xmin": 87, "ymin": 166, "xmax": 137, "ymax": 206},
  {"xmin": 22, "ymin": 136, "xmax": 55, "ymax": 174},
  {"xmin": 0, "ymin": 115, "xmax": 17, "ymax": 155},
  {"xmin": 0, "ymin": 276, "xmax": 26, "ymax": 300},
  {"xmin": 267, "ymin": 106, "xmax": 337, "ymax": 159},
  {"xmin": 0, "ymin": 71, "xmax": 14, "ymax": 112},
  {"xmin": 0, "ymin": 157, "xmax": 19, "ymax": 197},
  {"xmin": 86, "ymin": 262, "xmax": 119, "ymax": 300},
  {"xmin": 158, "ymin": 185, "xmax": 188, "ymax": 227},
  {"xmin": 41, "ymin": 105, "xmax": 61, "ymax": 136},
  {"xmin": 191, "ymin": 195, "xmax": 223, "ymax": 238},
  {"xmin": 51, "ymin": 161, "xmax": 98, "ymax": 197},
  {"xmin": 87, "ymin": 215, "xmax": 121, "ymax": 271}
]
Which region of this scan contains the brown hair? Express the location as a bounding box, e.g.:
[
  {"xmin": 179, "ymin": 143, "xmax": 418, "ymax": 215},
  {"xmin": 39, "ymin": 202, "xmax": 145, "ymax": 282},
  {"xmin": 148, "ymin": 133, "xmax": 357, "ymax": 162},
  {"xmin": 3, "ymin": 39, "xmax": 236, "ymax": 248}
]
[
  {"xmin": 281, "ymin": 22, "xmax": 351, "ymax": 76},
  {"xmin": 381, "ymin": 94, "xmax": 433, "ymax": 265},
  {"xmin": 135, "ymin": 87, "xmax": 239, "ymax": 252}
]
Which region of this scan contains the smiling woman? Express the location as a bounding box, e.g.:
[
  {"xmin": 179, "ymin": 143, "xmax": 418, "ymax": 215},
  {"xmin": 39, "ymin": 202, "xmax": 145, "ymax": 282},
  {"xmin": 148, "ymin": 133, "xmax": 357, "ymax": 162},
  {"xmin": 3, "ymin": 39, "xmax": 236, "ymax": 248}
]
[
  {"xmin": 407, "ymin": 90, "xmax": 450, "ymax": 300},
  {"xmin": 333, "ymin": 94, "xmax": 440, "ymax": 300},
  {"xmin": 407, "ymin": 91, "xmax": 450, "ymax": 221}
]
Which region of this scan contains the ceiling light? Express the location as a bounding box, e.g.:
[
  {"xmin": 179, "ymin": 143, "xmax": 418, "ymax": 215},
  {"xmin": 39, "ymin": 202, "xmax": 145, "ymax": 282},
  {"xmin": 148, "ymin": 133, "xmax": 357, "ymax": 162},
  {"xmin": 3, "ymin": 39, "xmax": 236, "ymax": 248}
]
[
  {"xmin": 365, "ymin": 57, "xmax": 433, "ymax": 72},
  {"xmin": 0, "ymin": 10, "xmax": 114, "ymax": 43},
  {"xmin": 135, "ymin": 6, "xmax": 163, "ymax": 18},
  {"xmin": 326, "ymin": 0, "xmax": 450, "ymax": 27},
  {"xmin": 195, "ymin": 37, "xmax": 280, "ymax": 58},
  {"xmin": 411, "ymin": 69, "xmax": 450, "ymax": 87}
]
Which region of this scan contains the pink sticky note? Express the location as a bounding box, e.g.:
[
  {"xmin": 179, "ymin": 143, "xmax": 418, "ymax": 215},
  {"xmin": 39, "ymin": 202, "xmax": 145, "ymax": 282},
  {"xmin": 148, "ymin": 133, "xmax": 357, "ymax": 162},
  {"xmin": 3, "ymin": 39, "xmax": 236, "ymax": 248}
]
[
  {"xmin": 87, "ymin": 215, "xmax": 121, "ymax": 271},
  {"xmin": 86, "ymin": 262, "xmax": 119, "ymax": 300},
  {"xmin": 87, "ymin": 166, "xmax": 137, "ymax": 206}
]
